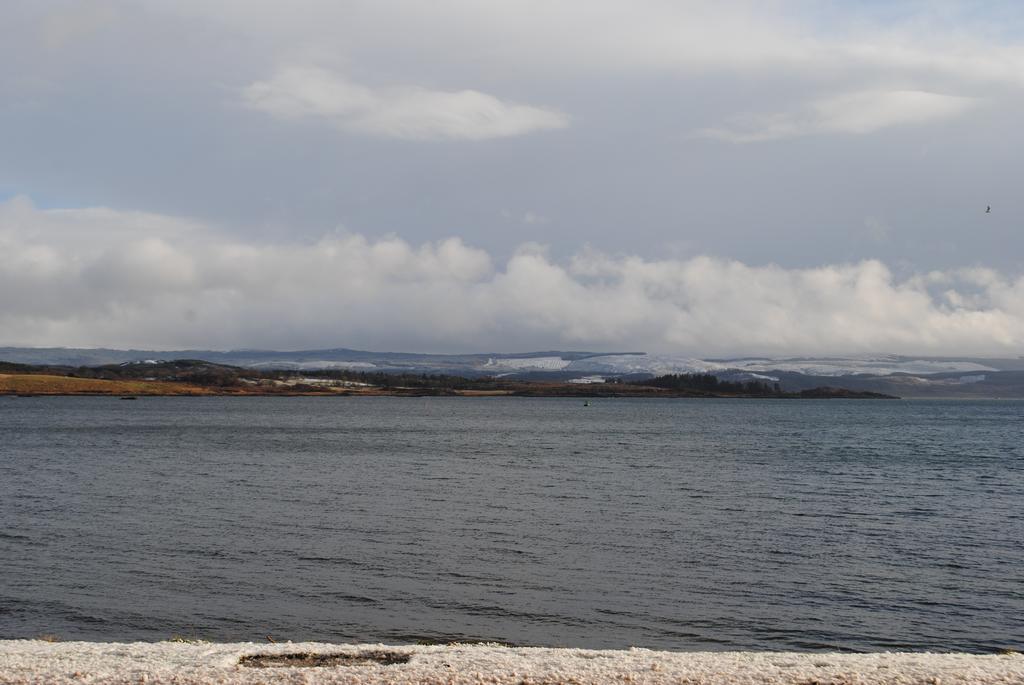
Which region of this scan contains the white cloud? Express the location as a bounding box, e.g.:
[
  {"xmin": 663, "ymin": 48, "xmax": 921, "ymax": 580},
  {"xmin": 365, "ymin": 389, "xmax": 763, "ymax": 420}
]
[
  {"xmin": 4, "ymin": 197, "xmax": 1024, "ymax": 355},
  {"xmin": 699, "ymin": 89, "xmax": 978, "ymax": 143},
  {"xmin": 863, "ymin": 216, "xmax": 890, "ymax": 244},
  {"xmin": 522, "ymin": 212, "xmax": 550, "ymax": 226},
  {"xmin": 242, "ymin": 66, "xmax": 569, "ymax": 141},
  {"xmin": 155, "ymin": 2, "xmax": 1024, "ymax": 85}
]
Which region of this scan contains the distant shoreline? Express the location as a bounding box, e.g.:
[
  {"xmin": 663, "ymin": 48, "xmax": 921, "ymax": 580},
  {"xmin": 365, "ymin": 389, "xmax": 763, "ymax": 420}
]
[
  {"xmin": 0, "ymin": 374, "xmax": 898, "ymax": 400},
  {"xmin": 0, "ymin": 362, "xmax": 899, "ymax": 400}
]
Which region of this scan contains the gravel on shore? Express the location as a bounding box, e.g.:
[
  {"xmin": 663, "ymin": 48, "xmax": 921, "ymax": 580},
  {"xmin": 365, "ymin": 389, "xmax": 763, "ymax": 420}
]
[{"xmin": 1, "ymin": 640, "xmax": 1022, "ymax": 685}]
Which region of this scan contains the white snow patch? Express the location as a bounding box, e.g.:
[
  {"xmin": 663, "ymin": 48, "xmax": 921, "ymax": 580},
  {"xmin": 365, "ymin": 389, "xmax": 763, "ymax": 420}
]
[
  {"xmin": 282, "ymin": 378, "xmax": 371, "ymax": 387},
  {"xmin": 724, "ymin": 357, "xmax": 999, "ymax": 377},
  {"xmin": 484, "ymin": 356, "xmax": 572, "ymax": 370},
  {"xmin": 567, "ymin": 355, "xmax": 726, "ymax": 376},
  {"xmin": 0, "ymin": 641, "xmax": 1021, "ymax": 685},
  {"xmin": 562, "ymin": 354, "xmax": 999, "ymax": 378},
  {"xmin": 248, "ymin": 360, "xmax": 378, "ymax": 371},
  {"xmin": 745, "ymin": 373, "xmax": 781, "ymax": 382},
  {"xmin": 295, "ymin": 361, "xmax": 377, "ymax": 370}
]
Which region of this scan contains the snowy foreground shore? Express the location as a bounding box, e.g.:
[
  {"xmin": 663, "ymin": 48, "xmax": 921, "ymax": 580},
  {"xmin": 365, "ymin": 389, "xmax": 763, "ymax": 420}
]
[{"xmin": 1, "ymin": 641, "xmax": 1023, "ymax": 685}]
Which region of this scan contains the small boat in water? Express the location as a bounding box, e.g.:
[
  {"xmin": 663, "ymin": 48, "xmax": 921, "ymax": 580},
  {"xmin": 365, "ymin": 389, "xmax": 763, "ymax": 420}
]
[{"xmin": 120, "ymin": 396, "xmax": 138, "ymax": 401}]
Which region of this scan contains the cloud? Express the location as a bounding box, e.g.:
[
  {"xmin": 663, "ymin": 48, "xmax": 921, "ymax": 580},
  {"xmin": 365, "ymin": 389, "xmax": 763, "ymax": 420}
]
[
  {"xmin": 4, "ymin": 196, "xmax": 1024, "ymax": 355},
  {"xmin": 863, "ymin": 216, "xmax": 890, "ymax": 244},
  {"xmin": 157, "ymin": 2, "xmax": 1024, "ymax": 85},
  {"xmin": 242, "ymin": 66, "xmax": 569, "ymax": 141},
  {"xmin": 698, "ymin": 89, "xmax": 979, "ymax": 143},
  {"xmin": 4, "ymin": 1, "xmax": 1022, "ymax": 275}
]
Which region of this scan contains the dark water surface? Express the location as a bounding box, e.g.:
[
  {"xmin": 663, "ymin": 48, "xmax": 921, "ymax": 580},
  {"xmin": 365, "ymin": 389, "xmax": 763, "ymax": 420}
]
[{"xmin": 1, "ymin": 396, "xmax": 1022, "ymax": 652}]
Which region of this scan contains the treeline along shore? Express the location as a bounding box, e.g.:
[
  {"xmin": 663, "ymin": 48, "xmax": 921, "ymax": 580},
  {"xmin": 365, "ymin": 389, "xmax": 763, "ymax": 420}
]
[{"xmin": 0, "ymin": 360, "xmax": 897, "ymax": 399}]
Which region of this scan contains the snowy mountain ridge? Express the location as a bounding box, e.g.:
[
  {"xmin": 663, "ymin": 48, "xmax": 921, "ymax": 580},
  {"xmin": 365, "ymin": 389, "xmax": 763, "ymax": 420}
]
[{"xmin": 2, "ymin": 346, "xmax": 1016, "ymax": 377}]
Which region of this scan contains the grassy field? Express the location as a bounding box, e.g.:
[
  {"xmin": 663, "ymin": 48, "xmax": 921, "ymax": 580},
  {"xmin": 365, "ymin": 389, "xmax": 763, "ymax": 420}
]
[{"xmin": 0, "ymin": 374, "xmax": 213, "ymax": 396}]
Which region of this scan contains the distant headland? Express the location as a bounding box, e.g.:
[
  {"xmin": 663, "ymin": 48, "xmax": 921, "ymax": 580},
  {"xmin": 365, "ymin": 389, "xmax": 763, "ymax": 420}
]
[
  {"xmin": 4, "ymin": 345, "xmax": 1024, "ymax": 397},
  {"xmin": 0, "ymin": 359, "xmax": 895, "ymax": 399}
]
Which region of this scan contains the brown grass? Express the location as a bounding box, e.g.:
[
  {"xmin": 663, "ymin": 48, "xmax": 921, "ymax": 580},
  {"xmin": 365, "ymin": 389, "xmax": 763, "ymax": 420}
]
[{"xmin": 0, "ymin": 374, "xmax": 214, "ymax": 396}]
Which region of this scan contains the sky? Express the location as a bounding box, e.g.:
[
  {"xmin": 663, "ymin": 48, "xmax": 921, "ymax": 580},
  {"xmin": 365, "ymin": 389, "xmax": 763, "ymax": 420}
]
[{"xmin": 2, "ymin": 0, "xmax": 1024, "ymax": 355}]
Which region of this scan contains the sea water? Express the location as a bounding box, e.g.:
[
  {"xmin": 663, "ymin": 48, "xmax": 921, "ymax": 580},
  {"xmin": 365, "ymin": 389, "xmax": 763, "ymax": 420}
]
[{"xmin": 1, "ymin": 396, "xmax": 1022, "ymax": 652}]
